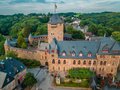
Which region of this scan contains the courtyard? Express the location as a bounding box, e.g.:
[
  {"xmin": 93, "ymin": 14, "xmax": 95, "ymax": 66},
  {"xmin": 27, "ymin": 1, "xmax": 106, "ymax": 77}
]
[{"xmin": 27, "ymin": 68, "xmax": 91, "ymax": 90}]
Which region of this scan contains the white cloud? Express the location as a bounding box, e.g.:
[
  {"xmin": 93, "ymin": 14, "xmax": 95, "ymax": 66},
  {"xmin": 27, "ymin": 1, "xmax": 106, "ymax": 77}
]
[{"xmin": 0, "ymin": 0, "xmax": 120, "ymax": 15}]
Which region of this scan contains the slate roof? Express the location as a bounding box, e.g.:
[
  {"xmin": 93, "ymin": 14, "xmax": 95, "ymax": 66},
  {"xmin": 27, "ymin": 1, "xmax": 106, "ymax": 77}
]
[
  {"xmin": 38, "ymin": 42, "xmax": 49, "ymax": 51},
  {"xmin": 0, "ymin": 58, "xmax": 26, "ymax": 88},
  {"xmin": 48, "ymin": 14, "xmax": 63, "ymax": 24},
  {"xmin": 56, "ymin": 40, "xmax": 100, "ymax": 59},
  {"xmin": 50, "ymin": 37, "xmax": 120, "ymax": 59}
]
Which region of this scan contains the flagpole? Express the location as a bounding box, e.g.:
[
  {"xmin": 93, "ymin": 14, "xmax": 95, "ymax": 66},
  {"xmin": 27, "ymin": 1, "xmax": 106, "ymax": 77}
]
[{"xmin": 54, "ymin": 3, "xmax": 57, "ymax": 14}]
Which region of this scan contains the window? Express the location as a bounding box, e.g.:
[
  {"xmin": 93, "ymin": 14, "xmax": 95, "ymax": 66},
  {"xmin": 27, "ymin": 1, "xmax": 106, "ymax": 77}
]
[
  {"xmin": 63, "ymin": 60, "xmax": 66, "ymax": 64},
  {"xmin": 100, "ymin": 61, "xmax": 103, "ymax": 65},
  {"xmin": 88, "ymin": 52, "xmax": 92, "ymax": 57},
  {"xmin": 73, "ymin": 60, "xmax": 76, "ymax": 65},
  {"xmin": 102, "ymin": 44, "xmax": 109, "ymax": 53},
  {"xmin": 52, "ymin": 59, "xmax": 55, "ymax": 64},
  {"xmin": 79, "ymin": 51, "xmax": 83, "ymax": 57},
  {"xmin": 89, "ymin": 61, "xmax": 91, "ymax": 65},
  {"xmin": 104, "ymin": 61, "xmax": 106, "ymax": 65},
  {"xmin": 72, "ymin": 51, "xmax": 76, "ymax": 57},
  {"xmin": 111, "ymin": 69, "xmax": 113, "ymax": 72},
  {"xmin": 93, "ymin": 61, "xmax": 96, "ymax": 65},
  {"xmin": 58, "ymin": 60, "xmax": 61, "ymax": 64},
  {"xmin": 78, "ymin": 60, "xmax": 80, "ymax": 64},
  {"xmin": 83, "ymin": 61, "xmax": 86, "ymax": 65},
  {"xmin": 62, "ymin": 51, "xmax": 66, "ymax": 56}
]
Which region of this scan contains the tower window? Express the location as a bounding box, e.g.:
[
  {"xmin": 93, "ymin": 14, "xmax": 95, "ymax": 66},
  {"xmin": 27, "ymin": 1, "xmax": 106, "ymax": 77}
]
[{"xmin": 52, "ymin": 59, "xmax": 55, "ymax": 64}]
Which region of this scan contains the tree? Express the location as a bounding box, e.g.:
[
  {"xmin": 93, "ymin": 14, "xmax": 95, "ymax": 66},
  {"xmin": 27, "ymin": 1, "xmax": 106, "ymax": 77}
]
[
  {"xmin": 17, "ymin": 35, "xmax": 27, "ymax": 48},
  {"xmin": 23, "ymin": 73, "xmax": 37, "ymax": 89},
  {"xmin": 112, "ymin": 31, "xmax": 120, "ymax": 42},
  {"xmin": 72, "ymin": 30, "xmax": 85, "ymax": 39},
  {"xmin": 21, "ymin": 42, "xmax": 27, "ymax": 49},
  {"xmin": 22, "ymin": 26, "xmax": 31, "ymax": 38},
  {"xmin": 6, "ymin": 51, "xmax": 17, "ymax": 58}
]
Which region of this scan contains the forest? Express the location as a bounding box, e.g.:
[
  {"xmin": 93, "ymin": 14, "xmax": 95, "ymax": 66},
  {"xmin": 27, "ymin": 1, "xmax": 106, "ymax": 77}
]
[{"xmin": 0, "ymin": 12, "xmax": 120, "ymax": 56}]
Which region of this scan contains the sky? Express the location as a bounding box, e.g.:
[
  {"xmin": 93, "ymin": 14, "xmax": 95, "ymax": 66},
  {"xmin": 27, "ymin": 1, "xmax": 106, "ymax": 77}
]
[{"xmin": 0, "ymin": 0, "xmax": 120, "ymax": 15}]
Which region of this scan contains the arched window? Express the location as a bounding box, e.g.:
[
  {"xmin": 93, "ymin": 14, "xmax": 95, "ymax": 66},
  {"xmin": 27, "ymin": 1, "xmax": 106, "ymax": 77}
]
[
  {"xmin": 93, "ymin": 61, "xmax": 96, "ymax": 65},
  {"xmin": 79, "ymin": 51, "xmax": 83, "ymax": 57},
  {"xmin": 100, "ymin": 61, "xmax": 103, "ymax": 65},
  {"xmin": 58, "ymin": 60, "xmax": 61, "ymax": 64},
  {"xmin": 89, "ymin": 61, "xmax": 91, "ymax": 65},
  {"xmin": 73, "ymin": 60, "xmax": 76, "ymax": 65},
  {"xmin": 104, "ymin": 61, "xmax": 106, "ymax": 65},
  {"xmin": 52, "ymin": 59, "xmax": 55, "ymax": 64},
  {"xmin": 83, "ymin": 61, "xmax": 86, "ymax": 65},
  {"xmin": 62, "ymin": 51, "xmax": 66, "ymax": 56},
  {"xmin": 72, "ymin": 51, "xmax": 76, "ymax": 57},
  {"xmin": 78, "ymin": 60, "xmax": 80, "ymax": 64},
  {"xmin": 63, "ymin": 60, "xmax": 66, "ymax": 64}
]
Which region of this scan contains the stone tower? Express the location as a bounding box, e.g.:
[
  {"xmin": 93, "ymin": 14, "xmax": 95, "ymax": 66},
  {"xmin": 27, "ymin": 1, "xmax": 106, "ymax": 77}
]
[{"xmin": 48, "ymin": 14, "xmax": 64, "ymax": 43}]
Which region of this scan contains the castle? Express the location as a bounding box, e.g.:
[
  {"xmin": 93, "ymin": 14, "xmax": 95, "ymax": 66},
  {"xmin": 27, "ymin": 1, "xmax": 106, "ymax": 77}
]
[{"xmin": 4, "ymin": 14, "xmax": 120, "ymax": 77}]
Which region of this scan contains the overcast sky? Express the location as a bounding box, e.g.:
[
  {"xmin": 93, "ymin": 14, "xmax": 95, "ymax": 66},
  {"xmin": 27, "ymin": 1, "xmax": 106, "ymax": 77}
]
[{"xmin": 0, "ymin": 0, "xmax": 120, "ymax": 15}]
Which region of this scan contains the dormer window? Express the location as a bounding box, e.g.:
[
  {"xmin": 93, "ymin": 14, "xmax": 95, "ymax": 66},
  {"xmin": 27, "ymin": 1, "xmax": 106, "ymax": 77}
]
[
  {"xmin": 102, "ymin": 44, "xmax": 109, "ymax": 53},
  {"xmin": 88, "ymin": 52, "xmax": 92, "ymax": 57},
  {"xmin": 72, "ymin": 51, "xmax": 76, "ymax": 57},
  {"xmin": 62, "ymin": 51, "xmax": 66, "ymax": 56},
  {"xmin": 79, "ymin": 51, "xmax": 83, "ymax": 57}
]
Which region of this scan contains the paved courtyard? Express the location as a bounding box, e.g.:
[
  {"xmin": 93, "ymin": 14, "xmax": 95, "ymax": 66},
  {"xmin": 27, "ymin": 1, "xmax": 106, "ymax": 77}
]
[{"xmin": 28, "ymin": 68, "xmax": 90, "ymax": 90}]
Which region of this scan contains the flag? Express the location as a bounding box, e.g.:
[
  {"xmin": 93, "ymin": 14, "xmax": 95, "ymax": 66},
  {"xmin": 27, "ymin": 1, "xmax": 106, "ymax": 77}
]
[{"xmin": 55, "ymin": 3, "xmax": 57, "ymax": 9}]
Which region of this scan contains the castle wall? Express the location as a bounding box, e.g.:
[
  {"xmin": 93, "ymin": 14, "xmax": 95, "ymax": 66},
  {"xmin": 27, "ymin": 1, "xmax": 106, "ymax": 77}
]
[{"xmin": 4, "ymin": 45, "xmax": 49, "ymax": 65}]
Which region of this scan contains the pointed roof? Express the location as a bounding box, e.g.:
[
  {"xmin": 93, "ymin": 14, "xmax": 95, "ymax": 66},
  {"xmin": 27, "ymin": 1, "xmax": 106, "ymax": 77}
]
[
  {"xmin": 28, "ymin": 33, "xmax": 32, "ymax": 38},
  {"xmin": 48, "ymin": 14, "xmax": 63, "ymax": 24},
  {"xmin": 4, "ymin": 39, "xmax": 10, "ymax": 46}
]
